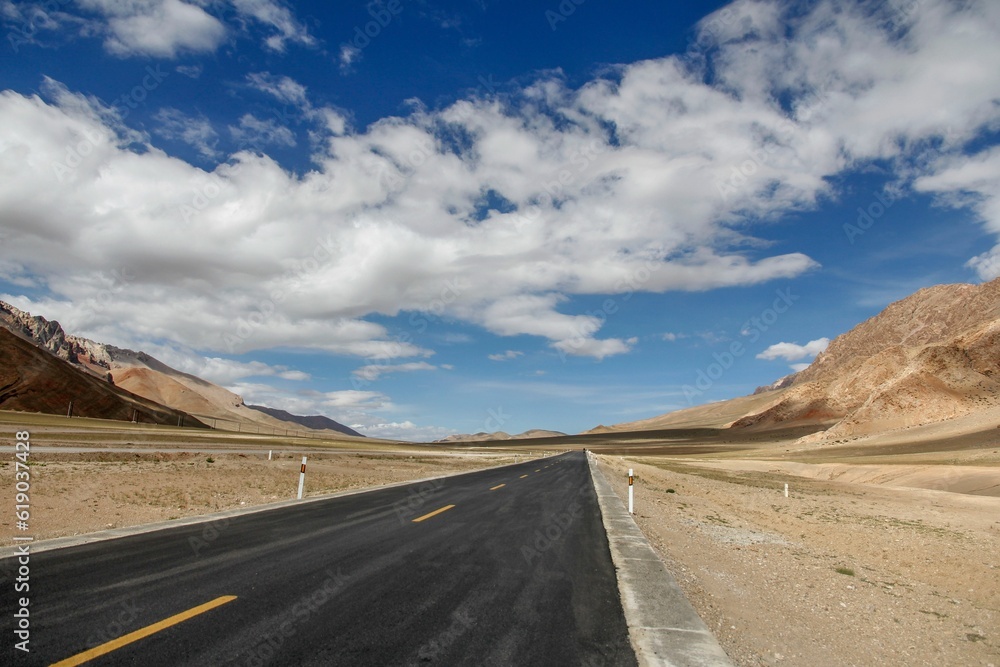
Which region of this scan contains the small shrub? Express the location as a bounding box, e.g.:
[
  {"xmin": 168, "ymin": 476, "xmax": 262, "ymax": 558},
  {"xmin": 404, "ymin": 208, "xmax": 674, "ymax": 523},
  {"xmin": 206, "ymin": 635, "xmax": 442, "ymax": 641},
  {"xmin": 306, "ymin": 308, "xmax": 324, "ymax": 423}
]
[
  {"xmin": 666, "ymin": 488, "xmax": 676, "ymax": 494},
  {"xmin": 835, "ymin": 567, "xmax": 855, "ymax": 576},
  {"xmin": 206, "ymin": 457, "xmax": 215, "ymax": 464}
]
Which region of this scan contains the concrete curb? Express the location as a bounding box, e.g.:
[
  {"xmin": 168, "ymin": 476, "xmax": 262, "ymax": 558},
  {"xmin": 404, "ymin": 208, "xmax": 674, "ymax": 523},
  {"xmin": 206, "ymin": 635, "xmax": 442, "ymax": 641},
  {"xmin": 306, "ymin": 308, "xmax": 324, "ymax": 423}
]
[
  {"xmin": 0, "ymin": 454, "xmax": 545, "ymax": 559},
  {"xmin": 586, "ymin": 452, "xmax": 734, "ymax": 667}
]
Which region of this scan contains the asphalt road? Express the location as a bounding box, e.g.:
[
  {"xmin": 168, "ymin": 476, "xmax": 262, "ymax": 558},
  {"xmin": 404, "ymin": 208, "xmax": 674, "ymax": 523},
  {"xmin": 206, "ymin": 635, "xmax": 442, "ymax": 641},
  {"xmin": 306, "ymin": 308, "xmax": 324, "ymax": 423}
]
[{"xmin": 2, "ymin": 451, "xmax": 637, "ymax": 666}]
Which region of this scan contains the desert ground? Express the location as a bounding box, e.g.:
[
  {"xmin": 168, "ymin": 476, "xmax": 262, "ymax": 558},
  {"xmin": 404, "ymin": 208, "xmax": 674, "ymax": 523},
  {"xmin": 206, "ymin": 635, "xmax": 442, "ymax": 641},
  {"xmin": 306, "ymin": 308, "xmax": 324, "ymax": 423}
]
[
  {"xmin": 597, "ymin": 419, "xmax": 1000, "ymax": 667},
  {"xmin": 3, "ymin": 410, "xmax": 999, "ymax": 666}
]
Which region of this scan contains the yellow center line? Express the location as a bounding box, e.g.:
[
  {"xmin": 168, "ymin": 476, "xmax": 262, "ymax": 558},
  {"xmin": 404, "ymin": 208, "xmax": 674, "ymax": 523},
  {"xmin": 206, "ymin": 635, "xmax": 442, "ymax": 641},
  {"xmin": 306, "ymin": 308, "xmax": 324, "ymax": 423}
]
[
  {"xmin": 412, "ymin": 504, "xmax": 456, "ymax": 523},
  {"xmin": 519, "ymin": 474, "xmax": 529, "ymax": 479},
  {"xmin": 50, "ymin": 595, "xmax": 237, "ymax": 667},
  {"xmin": 490, "ymin": 484, "xmax": 506, "ymax": 491},
  {"xmin": 534, "ymin": 469, "xmax": 541, "ymax": 472}
]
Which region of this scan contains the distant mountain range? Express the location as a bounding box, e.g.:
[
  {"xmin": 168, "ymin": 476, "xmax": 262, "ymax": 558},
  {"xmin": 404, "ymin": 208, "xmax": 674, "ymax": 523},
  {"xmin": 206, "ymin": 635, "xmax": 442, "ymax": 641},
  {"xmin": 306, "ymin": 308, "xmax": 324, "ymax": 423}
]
[
  {"xmin": 246, "ymin": 404, "xmax": 363, "ymax": 437},
  {"xmin": 0, "ymin": 301, "xmax": 364, "ymax": 437},
  {"xmin": 435, "ymin": 429, "xmax": 567, "ymax": 443},
  {"xmin": 594, "ymin": 277, "xmax": 1000, "ymax": 442}
]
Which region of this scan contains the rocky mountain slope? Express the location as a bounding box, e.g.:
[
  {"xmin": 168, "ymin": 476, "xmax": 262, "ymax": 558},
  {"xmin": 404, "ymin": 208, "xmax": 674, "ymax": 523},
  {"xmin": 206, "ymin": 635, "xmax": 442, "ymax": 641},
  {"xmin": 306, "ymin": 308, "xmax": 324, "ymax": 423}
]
[
  {"xmin": 734, "ymin": 279, "xmax": 1000, "ymax": 439},
  {"xmin": 0, "ymin": 301, "xmax": 362, "ymax": 436},
  {"xmin": 597, "ymin": 278, "xmax": 1000, "ymax": 442},
  {"xmin": 0, "ymin": 328, "xmax": 205, "ymax": 426}
]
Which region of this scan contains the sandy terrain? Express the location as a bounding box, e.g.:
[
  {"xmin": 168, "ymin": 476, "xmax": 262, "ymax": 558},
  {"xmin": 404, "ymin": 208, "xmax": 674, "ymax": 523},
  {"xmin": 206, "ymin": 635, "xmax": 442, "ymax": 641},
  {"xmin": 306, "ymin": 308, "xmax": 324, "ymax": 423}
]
[
  {"xmin": 0, "ymin": 450, "xmax": 520, "ymax": 543},
  {"xmin": 597, "ymin": 455, "xmax": 1000, "ymax": 666}
]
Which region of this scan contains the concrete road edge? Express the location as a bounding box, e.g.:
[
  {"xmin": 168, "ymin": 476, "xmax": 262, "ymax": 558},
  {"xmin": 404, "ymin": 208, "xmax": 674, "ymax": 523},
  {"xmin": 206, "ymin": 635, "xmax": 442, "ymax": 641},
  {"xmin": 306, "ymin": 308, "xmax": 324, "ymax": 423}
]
[{"xmin": 586, "ymin": 451, "xmax": 734, "ymax": 667}]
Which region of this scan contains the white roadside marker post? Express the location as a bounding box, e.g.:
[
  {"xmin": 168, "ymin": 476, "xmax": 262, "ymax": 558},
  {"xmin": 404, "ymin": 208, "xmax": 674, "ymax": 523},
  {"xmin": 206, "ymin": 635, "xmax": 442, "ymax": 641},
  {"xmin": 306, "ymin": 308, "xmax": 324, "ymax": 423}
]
[
  {"xmin": 628, "ymin": 469, "xmax": 634, "ymax": 514},
  {"xmin": 268, "ymin": 450, "xmax": 272, "ymax": 461},
  {"xmin": 297, "ymin": 456, "xmax": 307, "ymax": 499},
  {"xmin": 784, "ymin": 483, "xmax": 789, "ymax": 498}
]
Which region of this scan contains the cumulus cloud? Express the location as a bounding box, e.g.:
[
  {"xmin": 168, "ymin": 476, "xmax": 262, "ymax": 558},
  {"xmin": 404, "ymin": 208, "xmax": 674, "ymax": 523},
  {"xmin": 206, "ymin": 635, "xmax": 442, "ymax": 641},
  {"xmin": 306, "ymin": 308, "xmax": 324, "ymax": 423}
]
[
  {"xmin": 76, "ymin": 0, "xmax": 227, "ymax": 58},
  {"xmin": 757, "ymin": 337, "xmax": 830, "ymax": 362},
  {"xmin": 1, "ymin": 0, "xmax": 999, "ymax": 368}
]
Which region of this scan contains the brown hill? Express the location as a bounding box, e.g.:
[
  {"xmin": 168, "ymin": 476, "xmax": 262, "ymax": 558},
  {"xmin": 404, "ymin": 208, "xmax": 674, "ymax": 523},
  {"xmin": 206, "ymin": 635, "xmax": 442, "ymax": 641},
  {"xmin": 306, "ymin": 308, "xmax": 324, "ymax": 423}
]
[
  {"xmin": 734, "ymin": 279, "xmax": 1000, "ymax": 439},
  {"xmin": 584, "ymin": 391, "xmax": 793, "ymax": 434},
  {"xmin": 596, "ymin": 278, "xmax": 1000, "ymax": 442},
  {"xmin": 0, "ymin": 328, "xmax": 204, "ymax": 426},
  {"xmin": 109, "ymin": 364, "xmax": 364, "ymax": 437}
]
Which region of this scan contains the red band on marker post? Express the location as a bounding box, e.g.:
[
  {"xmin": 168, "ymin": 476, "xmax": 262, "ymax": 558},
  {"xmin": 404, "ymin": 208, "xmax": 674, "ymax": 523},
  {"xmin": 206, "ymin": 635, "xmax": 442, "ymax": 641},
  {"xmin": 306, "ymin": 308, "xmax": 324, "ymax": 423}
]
[{"xmin": 301, "ymin": 464, "xmax": 307, "ymax": 473}]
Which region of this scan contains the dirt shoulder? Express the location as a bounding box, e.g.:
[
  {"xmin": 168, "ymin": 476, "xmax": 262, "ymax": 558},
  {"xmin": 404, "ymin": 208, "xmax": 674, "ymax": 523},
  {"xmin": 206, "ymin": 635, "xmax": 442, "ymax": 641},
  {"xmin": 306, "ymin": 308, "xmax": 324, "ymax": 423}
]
[
  {"xmin": 597, "ymin": 455, "xmax": 1000, "ymax": 667},
  {"xmin": 0, "ymin": 450, "xmax": 519, "ymax": 543}
]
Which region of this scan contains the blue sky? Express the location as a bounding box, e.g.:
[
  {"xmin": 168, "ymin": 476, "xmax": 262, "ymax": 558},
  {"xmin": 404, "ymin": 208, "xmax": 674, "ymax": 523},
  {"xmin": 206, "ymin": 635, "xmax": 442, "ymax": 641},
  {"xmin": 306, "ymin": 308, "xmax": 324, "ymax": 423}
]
[{"xmin": 1, "ymin": 0, "xmax": 999, "ymax": 440}]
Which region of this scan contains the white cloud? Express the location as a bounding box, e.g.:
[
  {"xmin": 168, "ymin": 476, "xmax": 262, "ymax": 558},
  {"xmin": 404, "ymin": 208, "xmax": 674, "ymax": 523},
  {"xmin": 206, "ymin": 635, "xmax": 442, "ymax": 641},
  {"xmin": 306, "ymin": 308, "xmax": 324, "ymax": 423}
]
[
  {"xmin": 13, "ymin": 0, "xmax": 316, "ymax": 58},
  {"xmin": 966, "ymin": 248, "xmax": 1000, "ymax": 281},
  {"xmin": 914, "ymin": 146, "xmax": 1000, "ymax": 280},
  {"xmin": 352, "ymin": 361, "xmax": 437, "ymax": 381},
  {"xmin": 554, "ymin": 336, "xmax": 637, "ymax": 361},
  {"xmin": 228, "ymin": 113, "xmax": 296, "ymax": 148},
  {"xmin": 355, "ymin": 420, "xmax": 455, "ymax": 442},
  {"xmin": 1, "ymin": 1, "xmax": 94, "ymax": 50},
  {"xmin": 153, "ymin": 108, "xmax": 219, "ymax": 158},
  {"xmin": 246, "ymin": 72, "xmax": 309, "ymax": 107},
  {"xmin": 757, "ymin": 337, "xmax": 830, "ymax": 362},
  {"xmin": 175, "ymin": 64, "xmax": 203, "ymax": 79},
  {"xmin": 227, "ymin": 383, "xmax": 395, "ymax": 428},
  {"xmin": 661, "ymin": 332, "xmax": 686, "ymax": 342},
  {"xmin": 339, "ymin": 44, "xmax": 362, "ymax": 72},
  {"xmin": 488, "ymin": 350, "xmax": 523, "ymax": 361},
  {"xmin": 1, "ymin": 0, "xmax": 999, "ymax": 366},
  {"xmin": 77, "ymin": 0, "xmax": 227, "ymax": 58},
  {"xmin": 230, "ymin": 0, "xmax": 315, "ymax": 52},
  {"xmin": 104, "ymin": 341, "xmax": 313, "ymax": 385},
  {"xmin": 321, "ymin": 389, "xmax": 391, "ymax": 410}
]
